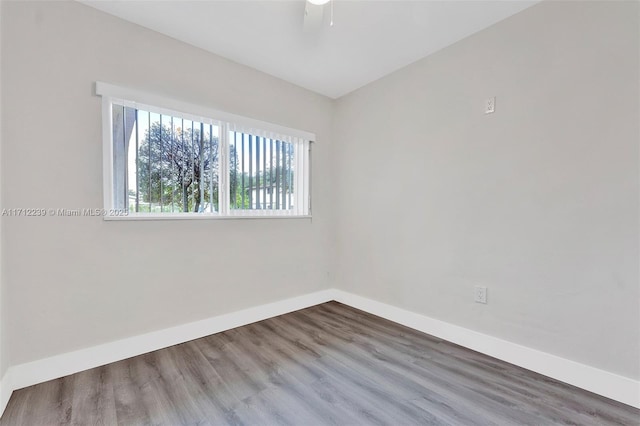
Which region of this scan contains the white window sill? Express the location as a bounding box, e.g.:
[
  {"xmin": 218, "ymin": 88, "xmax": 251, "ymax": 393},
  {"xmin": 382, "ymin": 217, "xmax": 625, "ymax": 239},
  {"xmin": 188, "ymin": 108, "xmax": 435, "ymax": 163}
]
[{"xmin": 103, "ymin": 213, "xmax": 312, "ymax": 221}]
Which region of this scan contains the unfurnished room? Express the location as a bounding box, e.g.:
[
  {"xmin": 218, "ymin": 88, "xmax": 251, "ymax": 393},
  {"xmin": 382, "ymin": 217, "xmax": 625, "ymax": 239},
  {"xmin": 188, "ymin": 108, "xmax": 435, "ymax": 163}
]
[{"xmin": 0, "ymin": 0, "xmax": 638, "ymax": 424}]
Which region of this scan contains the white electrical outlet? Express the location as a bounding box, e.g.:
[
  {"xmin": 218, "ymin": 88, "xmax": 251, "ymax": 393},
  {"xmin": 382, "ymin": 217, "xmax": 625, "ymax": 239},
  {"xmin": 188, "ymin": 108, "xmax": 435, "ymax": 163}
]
[
  {"xmin": 485, "ymin": 97, "xmax": 496, "ymax": 114},
  {"xmin": 474, "ymin": 286, "xmax": 487, "ymax": 304}
]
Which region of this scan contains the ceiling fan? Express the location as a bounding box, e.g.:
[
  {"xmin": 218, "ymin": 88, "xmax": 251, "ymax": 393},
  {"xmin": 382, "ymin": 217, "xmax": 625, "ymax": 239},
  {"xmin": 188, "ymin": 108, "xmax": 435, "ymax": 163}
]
[{"xmin": 304, "ymin": 0, "xmax": 334, "ymax": 32}]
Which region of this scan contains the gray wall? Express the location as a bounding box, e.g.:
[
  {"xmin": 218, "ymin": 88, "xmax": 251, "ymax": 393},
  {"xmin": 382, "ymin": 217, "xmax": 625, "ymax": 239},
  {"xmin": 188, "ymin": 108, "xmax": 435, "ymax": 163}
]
[
  {"xmin": 333, "ymin": 0, "xmax": 639, "ymax": 379},
  {"xmin": 1, "ymin": 0, "xmax": 334, "ymax": 366}
]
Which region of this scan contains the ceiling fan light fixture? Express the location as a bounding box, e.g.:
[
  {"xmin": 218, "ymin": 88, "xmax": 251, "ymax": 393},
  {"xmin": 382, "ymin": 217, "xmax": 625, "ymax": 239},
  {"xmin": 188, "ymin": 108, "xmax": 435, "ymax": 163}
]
[{"xmin": 308, "ymin": 0, "xmax": 330, "ymax": 5}]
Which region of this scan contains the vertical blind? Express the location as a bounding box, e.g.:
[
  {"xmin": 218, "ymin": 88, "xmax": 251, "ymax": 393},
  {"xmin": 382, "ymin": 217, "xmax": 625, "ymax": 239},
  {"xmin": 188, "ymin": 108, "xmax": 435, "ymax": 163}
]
[{"xmin": 226, "ymin": 123, "xmax": 309, "ymax": 217}]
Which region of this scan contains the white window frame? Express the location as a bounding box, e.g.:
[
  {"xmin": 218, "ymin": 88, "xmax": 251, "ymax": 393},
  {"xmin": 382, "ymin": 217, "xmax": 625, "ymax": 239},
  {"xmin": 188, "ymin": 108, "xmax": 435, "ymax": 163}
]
[{"xmin": 96, "ymin": 82, "xmax": 313, "ymax": 220}]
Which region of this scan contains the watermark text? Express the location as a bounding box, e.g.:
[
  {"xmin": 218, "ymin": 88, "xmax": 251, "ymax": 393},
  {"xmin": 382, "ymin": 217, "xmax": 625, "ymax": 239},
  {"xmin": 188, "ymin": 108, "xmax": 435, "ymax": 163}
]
[{"xmin": 1, "ymin": 208, "xmax": 129, "ymax": 217}]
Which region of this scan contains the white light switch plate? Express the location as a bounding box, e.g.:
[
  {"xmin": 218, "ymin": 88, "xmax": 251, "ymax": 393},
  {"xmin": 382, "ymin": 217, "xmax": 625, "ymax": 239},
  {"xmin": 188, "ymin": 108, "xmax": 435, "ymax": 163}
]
[{"xmin": 485, "ymin": 97, "xmax": 496, "ymax": 114}]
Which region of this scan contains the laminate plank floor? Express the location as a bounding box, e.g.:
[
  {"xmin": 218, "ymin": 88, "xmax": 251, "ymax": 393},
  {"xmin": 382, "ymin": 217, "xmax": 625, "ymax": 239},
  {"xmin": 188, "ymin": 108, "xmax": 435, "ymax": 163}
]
[{"xmin": 2, "ymin": 302, "xmax": 638, "ymax": 425}]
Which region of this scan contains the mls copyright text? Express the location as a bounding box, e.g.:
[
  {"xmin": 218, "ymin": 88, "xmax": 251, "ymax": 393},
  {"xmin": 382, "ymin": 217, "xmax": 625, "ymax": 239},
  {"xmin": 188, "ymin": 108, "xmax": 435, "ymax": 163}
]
[{"xmin": 1, "ymin": 208, "xmax": 129, "ymax": 217}]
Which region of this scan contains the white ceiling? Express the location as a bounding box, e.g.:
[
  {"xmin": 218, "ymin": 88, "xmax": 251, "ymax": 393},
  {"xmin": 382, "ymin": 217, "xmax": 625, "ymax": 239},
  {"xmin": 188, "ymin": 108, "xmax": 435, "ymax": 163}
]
[{"xmin": 81, "ymin": 0, "xmax": 538, "ymax": 99}]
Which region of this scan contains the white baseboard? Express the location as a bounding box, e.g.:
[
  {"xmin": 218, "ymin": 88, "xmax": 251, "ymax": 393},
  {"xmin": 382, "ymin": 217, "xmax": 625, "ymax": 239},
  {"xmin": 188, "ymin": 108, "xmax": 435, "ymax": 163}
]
[
  {"xmin": 1, "ymin": 288, "xmax": 638, "ymax": 420},
  {"xmin": 331, "ymin": 289, "xmax": 640, "ymax": 409},
  {"xmin": 0, "ymin": 369, "xmax": 12, "ymax": 418}
]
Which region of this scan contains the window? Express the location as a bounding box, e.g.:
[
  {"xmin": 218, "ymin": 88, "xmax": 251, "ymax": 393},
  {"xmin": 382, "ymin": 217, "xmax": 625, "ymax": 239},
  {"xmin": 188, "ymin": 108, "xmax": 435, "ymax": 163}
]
[{"xmin": 97, "ymin": 83, "xmax": 312, "ymax": 219}]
